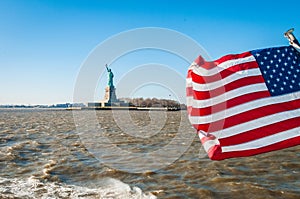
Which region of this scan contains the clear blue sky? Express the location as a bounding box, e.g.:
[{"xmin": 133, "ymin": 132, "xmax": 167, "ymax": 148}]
[{"xmin": 1, "ymin": 0, "xmax": 299, "ymax": 105}]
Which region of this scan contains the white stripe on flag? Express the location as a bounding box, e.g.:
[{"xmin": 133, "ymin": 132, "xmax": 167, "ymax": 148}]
[
  {"xmin": 221, "ymin": 127, "xmax": 300, "ymax": 152},
  {"xmin": 186, "ymin": 77, "xmax": 192, "ymax": 86},
  {"xmin": 192, "ymin": 68, "xmax": 262, "ymax": 91},
  {"xmin": 215, "ymin": 108, "xmax": 300, "ymax": 139},
  {"xmin": 189, "ymin": 90, "xmax": 300, "ymax": 124},
  {"xmin": 188, "ymin": 83, "xmax": 268, "ymax": 109},
  {"xmin": 192, "ymin": 55, "xmax": 256, "ymax": 76},
  {"xmin": 198, "ymin": 132, "xmax": 220, "ymax": 152}
]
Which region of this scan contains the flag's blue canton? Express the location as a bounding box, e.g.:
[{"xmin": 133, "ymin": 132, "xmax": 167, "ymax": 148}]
[{"xmin": 252, "ymin": 46, "xmax": 300, "ymax": 96}]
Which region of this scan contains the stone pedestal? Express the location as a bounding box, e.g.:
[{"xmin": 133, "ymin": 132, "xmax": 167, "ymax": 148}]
[
  {"xmin": 87, "ymin": 85, "xmax": 129, "ymax": 108},
  {"xmin": 104, "ymin": 86, "xmax": 117, "ymax": 102}
]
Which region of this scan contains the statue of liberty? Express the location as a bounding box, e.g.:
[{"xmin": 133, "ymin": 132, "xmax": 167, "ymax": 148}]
[{"xmin": 105, "ymin": 64, "xmax": 114, "ymax": 88}]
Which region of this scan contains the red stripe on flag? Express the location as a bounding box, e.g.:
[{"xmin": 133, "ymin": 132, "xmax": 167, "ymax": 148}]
[
  {"xmin": 214, "ymin": 51, "xmax": 253, "ymax": 66},
  {"xmin": 192, "ymin": 98, "xmax": 300, "ymax": 132},
  {"xmin": 194, "ymin": 56, "xmax": 216, "ymax": 69},
  {"xmin": 192, "ymin": 76, "xmax": 265, "ymax": 100},
  {"xmin": 189, "ymin": 91, "xmax": 271, "ymax": 116},
  {"xmin": 210, "ymin": 136, "xmax": 300, "ymax": 160},
  {"xmin": 187, "ymin": 69, "xmax": 193, "ymax": 79},
  {"xmin": 191, "ymin": 61, "xmax": 259, "ymax": 84},
  {"xmin": 221, "ymin": 98, "xmax": 300, "ymax": 129},
  {"xmin": 194, "ymin": 52, "xmax": 253, "ymax": 70},
  {"xmin": 220, "ymin": 117, "xmax": 300, "ymax": 146}
]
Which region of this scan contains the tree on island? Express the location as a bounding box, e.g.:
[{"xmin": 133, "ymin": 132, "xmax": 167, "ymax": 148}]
[{"xmin": 119, "ymin": 97, "xmax": 186, "ymax": 109}]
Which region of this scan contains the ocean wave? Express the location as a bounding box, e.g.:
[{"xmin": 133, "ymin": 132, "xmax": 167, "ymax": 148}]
[{"xmin": 0, "ymin": 177, "xmax": 156, "ymax": 199}]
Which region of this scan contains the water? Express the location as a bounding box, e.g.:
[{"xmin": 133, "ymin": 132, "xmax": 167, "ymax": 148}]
[{"xmin": 0, "ymin": 109, "xmax": 299, "ymax": 198}]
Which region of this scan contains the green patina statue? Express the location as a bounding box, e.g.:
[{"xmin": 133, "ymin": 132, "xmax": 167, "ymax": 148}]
[{"xmin": 105, "ymin": 64, "xmax": 114, "ymax": 88}]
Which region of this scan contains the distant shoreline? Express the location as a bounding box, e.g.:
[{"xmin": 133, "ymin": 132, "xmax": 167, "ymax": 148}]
[
  {"xmin": 0, "ymin": 98, "xmax": 187, "ymax": 110},
  {"xmin": 80, "ymin": 106, "xmax": 183, "ymax": 111},
  {"xmin": 0, "ymin": 103, "xmax": 85, "ymax": 109},
  {"xmin": 0, "ymin": 106, "xmax": 186, "ymax": 111}
]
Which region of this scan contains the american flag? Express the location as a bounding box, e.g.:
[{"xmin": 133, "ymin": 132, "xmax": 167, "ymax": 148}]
[{"xmin": 186, "ymin": 46, "xmax": 300, "ymax": 160}]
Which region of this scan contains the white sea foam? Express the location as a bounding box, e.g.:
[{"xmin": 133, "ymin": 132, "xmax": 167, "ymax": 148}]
[{"xmin": 0, "ymin": 177, "xmax": 156, "ymax": 199}]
